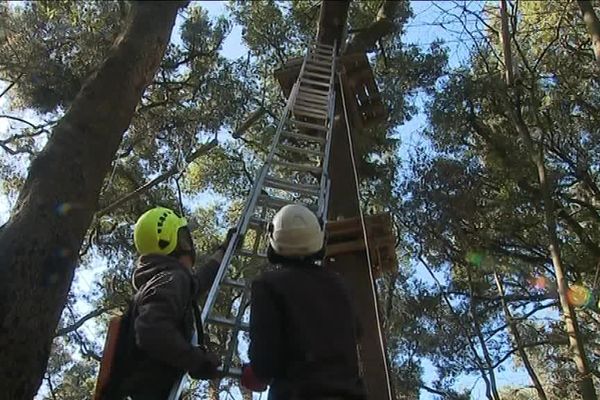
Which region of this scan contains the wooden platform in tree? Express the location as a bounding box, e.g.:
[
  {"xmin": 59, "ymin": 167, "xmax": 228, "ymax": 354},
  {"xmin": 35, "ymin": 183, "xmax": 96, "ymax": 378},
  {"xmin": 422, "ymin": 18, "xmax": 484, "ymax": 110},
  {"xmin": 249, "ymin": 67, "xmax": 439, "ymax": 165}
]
[
  {"xmin": 325, "ymin": 212, "xmax": 397, "ymax": 275},
  {"xmin": 339, "ymin": 52, "xmax": 387, "ymax": 130},
  {"xmin": 274, "ymin": 57, "xmax": 303, "ymax": 99}
]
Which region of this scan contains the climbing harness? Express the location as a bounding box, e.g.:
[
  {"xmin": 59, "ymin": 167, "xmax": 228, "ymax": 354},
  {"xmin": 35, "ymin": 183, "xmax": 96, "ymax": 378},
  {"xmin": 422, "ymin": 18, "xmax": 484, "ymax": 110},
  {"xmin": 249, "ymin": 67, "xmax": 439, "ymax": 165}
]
[{"xmin": 168, "ymin": 40, "xmax": 338, "ymax": 398}]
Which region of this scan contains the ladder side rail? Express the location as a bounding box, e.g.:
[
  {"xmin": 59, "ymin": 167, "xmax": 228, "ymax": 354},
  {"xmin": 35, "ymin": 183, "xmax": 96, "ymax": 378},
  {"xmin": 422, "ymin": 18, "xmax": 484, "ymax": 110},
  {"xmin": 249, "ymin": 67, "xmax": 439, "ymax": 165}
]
[
  {"xmin": 317, "ymin": 41, "xmax": 337, "ymax": 219},
  {"xmin": 201, "ymin": 80, "xmax": 301, "ymax": 323},
  {"xmin": 221, "ymin": 287, "xmax": 251, "ymax": 375}
]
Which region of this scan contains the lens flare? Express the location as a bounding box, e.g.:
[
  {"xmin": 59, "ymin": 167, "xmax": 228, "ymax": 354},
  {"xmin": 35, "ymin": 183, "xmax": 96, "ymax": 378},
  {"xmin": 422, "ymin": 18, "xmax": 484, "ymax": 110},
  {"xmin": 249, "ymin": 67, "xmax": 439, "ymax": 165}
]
[
  {"xmin": 55, "ymin": 247, "xmax": 71, "ymax": 258},
  {"xmin": 55, "ymin": 202, "xmax": 73, "ymax": 216},
  {"xmin": 529, "ymin": 276, "xmax": 548, "ymax": 290},
  {"xmin": 466, "ymin": 251, "xmax": 485, "ymax": 267},
  {"xmin": 567, "ymin": 284, "xmax": 593, "ymax": 308}
]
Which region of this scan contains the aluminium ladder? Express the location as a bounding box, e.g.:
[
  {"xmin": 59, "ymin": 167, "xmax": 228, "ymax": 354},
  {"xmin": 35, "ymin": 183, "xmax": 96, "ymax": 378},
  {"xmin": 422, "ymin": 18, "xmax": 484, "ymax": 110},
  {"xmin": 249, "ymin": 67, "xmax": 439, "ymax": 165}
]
[{"xmin": 168, "ymin": 40, "xmax": 338, "ymax": 399}]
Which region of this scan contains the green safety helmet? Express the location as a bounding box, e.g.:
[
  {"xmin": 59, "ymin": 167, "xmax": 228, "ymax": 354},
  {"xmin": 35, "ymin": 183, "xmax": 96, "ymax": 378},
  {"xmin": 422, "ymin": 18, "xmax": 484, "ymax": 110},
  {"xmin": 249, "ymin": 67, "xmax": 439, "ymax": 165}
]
[{"xmin": 134, "ymin": 207, "xmax": 189, "ymax": 256}]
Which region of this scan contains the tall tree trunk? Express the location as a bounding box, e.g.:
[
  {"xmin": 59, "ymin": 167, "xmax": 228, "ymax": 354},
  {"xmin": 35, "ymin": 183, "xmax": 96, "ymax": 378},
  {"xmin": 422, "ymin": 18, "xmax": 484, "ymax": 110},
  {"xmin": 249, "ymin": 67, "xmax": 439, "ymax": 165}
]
[
  {"xmin": 493, "ymin": 270, "xmax": 548, "ymax": 400},
  {"xmin": 577, "ymin": 0, "xmax": 600, "ymax": 66},
  {"xmin": 537, "ymin": 157, "xmax": 597, "ymax": 400},
  {"xmin": 418, "ymin": 256, "xmax": 496, "ymax": 400},
  {"xmin": 499, "ymin": 0, "xmax": 514, "ymax": 85},
  {"xmin": 467, "ymin": 271, "xmax": 501, "ymax": 400},
  {"xmin": 511, "ymin": 105, "xmax": 597, "ymax": 400},
  {"xmin": 0, "ymin": 2, "xmax": 187, "ymax": 398},
  {"xmin": 207, "ymin": 380, "xmax": 220, "ymax": 400}
]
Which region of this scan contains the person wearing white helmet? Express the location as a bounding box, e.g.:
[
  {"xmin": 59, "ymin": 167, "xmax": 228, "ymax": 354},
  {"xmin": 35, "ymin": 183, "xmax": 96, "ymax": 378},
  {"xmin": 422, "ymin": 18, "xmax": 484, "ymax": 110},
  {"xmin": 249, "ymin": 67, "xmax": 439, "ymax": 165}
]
[{"xmin": 241, "ymin": 204, "xmax": 366, "ymax": 400}]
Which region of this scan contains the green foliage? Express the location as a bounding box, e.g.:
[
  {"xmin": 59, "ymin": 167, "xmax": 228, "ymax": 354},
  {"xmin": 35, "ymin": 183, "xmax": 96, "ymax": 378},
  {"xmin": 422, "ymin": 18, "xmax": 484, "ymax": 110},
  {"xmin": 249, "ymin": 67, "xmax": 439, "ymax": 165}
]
[
  {"xmin": 392, "ymin": 0, "xmax": 600, "ymax": 398},
  {"xmin": 0, "ymin": 1, "xmax": 124, "ymax": 112},
  {"xmin": 1, "ymin": 0, "xmax": 450, "ymax": 398}
]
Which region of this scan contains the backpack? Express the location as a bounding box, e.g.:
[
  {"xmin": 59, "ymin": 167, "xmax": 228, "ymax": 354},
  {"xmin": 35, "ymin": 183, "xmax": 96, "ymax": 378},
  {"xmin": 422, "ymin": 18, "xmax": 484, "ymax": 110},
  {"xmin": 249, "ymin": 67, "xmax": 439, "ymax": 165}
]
[
  {"xmin": 93, "ymin": 302, "xmax": 136, "ymax": 400},
  {"xmin": 93, "ymin": 286, "xmax": 207, "ymax": 399}
]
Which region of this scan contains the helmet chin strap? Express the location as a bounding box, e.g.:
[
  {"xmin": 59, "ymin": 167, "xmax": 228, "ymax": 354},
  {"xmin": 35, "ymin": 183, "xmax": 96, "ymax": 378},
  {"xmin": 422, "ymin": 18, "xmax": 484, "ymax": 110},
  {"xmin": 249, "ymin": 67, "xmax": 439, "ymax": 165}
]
[{"xmin": 171, "ymin": 227, "xmax": 197, "ymax": 265}]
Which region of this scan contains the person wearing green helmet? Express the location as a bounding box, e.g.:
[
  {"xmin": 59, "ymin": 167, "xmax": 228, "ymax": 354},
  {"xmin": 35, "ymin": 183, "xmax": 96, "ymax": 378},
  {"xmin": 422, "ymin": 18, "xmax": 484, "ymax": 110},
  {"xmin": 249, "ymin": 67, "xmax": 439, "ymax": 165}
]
[{"xmin": 102, "ymin": 206, "xmax": 234, "ymax": 400}]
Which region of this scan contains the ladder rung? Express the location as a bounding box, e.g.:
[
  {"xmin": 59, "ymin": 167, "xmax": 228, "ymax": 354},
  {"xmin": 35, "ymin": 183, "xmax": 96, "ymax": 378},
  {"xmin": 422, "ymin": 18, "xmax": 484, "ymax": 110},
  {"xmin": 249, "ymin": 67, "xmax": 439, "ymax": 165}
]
[
  {"xmin": 311, "ymin": 48, "xmax": 333, "ymax": 56},
  {"xmin": 281, "ymin": 130, "xmax": 326, "ymax": 144},
  {"xmin": 295, "ymin": 99, "xmax": 328, "ymax": 111},
  {"xmin": 294, "ymin": 104, "xmax": 328, "ymax": 117},
  {"xmin": 264, "ymin": 175, "xmax": 320, "ymax": 196},
  {"xmin": 309, "ymin": 55, "xmax": 333, "ymax": 63},
  {"xmin": 290, "ymin": 119, "xmax": 328, "ymax": 131},
  {"xmin": 314, "ymin": 42, "xmax": 334, "ymax": 50},
  {"xmin": 302, "ymin": 78, "xmax": 331, "ymax": 88},
  {"xmin": 305, "ymin": 64, "xmax": 331, "ymax": 74},
  {"xmin": 294, "ymin": 108, "xmax": 328, "ymax": 120},
  {"xmin": 248, "ymin": 216, "xmax": 268, "ymax": 230},
  {"xmin": 278, "ymin": 143, "xmax": 323, "ymax": 157},
  {"xmin": 217, "ymin": 365, "xmax": 242, "ymax": 377},
  {"xmin": 206, "ymin": 316, "xmax": 249, "ymax": 331},
  {"xmin": 223, "ymin": 278, "xmax": 247, "ymax": 289},
  {"xmin": 238, "ymin": 248, "xmax": 267, "ymax": 258},
  {"xmin": 312, "ymin": 48, "xmax": 334, "ymax": 57},
  {"xmin": 298, "ymin": 86, "xmax": 330, "ymax": 98},
  {"xmin": 307, "ymin": 58, "xmax": 333, "ymax": 68},
  {"xmin": 304, "ymin": 70, "xmax": 331, "ymax": 81},
  {"xmin": 272, "ymin": 160, "xmax": 322, "ymax": 174},
  {"xmin": 259, "ymin": 194, "xmax": 318, "ymax": 211}
]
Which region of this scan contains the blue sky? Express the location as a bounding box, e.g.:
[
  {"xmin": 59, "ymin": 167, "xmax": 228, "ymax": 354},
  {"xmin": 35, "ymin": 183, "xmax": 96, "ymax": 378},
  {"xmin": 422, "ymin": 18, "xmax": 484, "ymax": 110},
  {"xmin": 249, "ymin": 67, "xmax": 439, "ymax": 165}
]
[{"xmin": 0, "ymin": 1, "xmax": 545, "ymax": 399}]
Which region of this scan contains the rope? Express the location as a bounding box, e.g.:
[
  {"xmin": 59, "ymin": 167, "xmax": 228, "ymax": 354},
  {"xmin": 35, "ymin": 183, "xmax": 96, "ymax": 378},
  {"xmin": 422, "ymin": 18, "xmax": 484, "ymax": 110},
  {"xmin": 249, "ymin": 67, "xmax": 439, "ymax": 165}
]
[
  {"xmin": 174, "ymin": 173, "xmax": 185, "ymax": 218},
  {"xmin": 593, "ymin": 259, "xmax": 600, "ymax": 291},
  {"xmin": 337, "ymin": 72, "xmax": 394, "ymax": 399},
  {"xmin": 174, "ymin": 145, "xmax": 186, "ymax": 218}
]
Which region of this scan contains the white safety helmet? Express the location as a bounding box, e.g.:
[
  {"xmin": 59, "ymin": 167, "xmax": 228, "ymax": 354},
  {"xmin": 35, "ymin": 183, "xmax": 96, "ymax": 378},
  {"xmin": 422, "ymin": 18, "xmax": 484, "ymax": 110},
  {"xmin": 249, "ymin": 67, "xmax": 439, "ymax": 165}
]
[{"xmin": 268, "ymin": 204, "xmax": 324, "ymax": 257}]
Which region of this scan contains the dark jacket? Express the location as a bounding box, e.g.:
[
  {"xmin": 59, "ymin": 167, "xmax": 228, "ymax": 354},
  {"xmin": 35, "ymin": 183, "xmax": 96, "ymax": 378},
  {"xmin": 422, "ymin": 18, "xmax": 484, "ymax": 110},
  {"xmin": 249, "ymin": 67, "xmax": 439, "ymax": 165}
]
[
  {"xmin": 249, "ymin": 262, "xmax": 365, "ymax": 400},
  {"xmin": 109, "ymin": 252, "xmax": 221, "ymax": 399}
]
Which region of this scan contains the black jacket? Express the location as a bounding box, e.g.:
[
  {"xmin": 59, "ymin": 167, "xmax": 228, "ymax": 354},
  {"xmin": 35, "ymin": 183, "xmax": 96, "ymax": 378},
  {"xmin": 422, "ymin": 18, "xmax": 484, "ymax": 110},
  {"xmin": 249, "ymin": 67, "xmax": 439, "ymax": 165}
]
[
  {"xmin": 109, "ymin": 252, "xmax": 221, "ymax": 399},
  {"xmin": 249, "ymin": 262, "xmax": 365, "ymax": 400}
]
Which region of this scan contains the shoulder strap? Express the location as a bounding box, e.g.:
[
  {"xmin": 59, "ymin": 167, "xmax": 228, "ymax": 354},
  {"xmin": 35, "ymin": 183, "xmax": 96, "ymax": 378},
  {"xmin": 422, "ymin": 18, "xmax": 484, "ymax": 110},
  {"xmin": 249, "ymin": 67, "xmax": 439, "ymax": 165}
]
[{"xmin": 192, "ymin": 302, "xmax": 207, "ymax": 352}]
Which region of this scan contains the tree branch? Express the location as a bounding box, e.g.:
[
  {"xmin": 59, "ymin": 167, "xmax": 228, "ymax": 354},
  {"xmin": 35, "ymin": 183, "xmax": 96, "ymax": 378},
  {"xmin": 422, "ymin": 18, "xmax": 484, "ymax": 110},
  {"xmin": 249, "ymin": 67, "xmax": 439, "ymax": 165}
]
[
  {"xmin": 419, "ymin": 384, "xmax": 452, "ymax": 397},
  {"xmin": 96, "ymin": 138, "xmax": 218, "ymax": 217},
  {"xmin": 491, "ymin": 339, "xmax": 569, "ymax": 369},
  {"xmin": 55, "ymin": 307, "xmax": 109, "ymax": 337},
  {"xmin": 0, "ymin": 73, "xmax": 23, "ymax": 100},
  {"xmin": 0, "ymin": 114, "xmax": 42, "ymax": 130}
]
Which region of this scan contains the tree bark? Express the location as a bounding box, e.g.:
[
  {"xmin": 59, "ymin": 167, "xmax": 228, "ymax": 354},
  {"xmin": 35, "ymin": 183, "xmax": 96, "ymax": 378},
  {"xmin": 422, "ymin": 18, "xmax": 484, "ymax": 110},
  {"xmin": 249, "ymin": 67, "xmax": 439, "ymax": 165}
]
[
  {"xmin": 467, "ymin": 271, "xmax": 501, "ymax": 400},
  {"xmin": 577, "ymin": 0, "xmax": 600, "ymax": 67},
  {"xmin": 493, "ymin": 270, "xmax": 548, "ymax": 400},
  {"xmin": 0, "ymin": 2, "xmax": 187, "ymax": 398},
  {"xmin": 499, "ymin": 0, "xmax": 514, "ymax": 85}
]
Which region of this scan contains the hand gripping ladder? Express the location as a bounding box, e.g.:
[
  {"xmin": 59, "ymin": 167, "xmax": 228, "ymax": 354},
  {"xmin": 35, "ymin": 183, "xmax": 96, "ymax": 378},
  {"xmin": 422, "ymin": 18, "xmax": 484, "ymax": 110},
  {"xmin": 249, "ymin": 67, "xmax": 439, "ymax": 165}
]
[{"xmin": 167, "ymin": 41, "xmax": 338, "ymax": 399}]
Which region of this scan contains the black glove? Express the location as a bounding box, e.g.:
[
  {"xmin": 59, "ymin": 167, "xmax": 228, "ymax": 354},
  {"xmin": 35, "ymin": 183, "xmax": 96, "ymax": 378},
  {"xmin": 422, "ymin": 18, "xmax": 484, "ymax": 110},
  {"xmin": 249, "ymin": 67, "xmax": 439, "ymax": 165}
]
[
  {"xmin": 188, "ymin": 349, "xmax": 221, "ymax": 380},
  {"xmin": 218, "ymin": 228, "xmax": 238, "ymax": 251}
]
